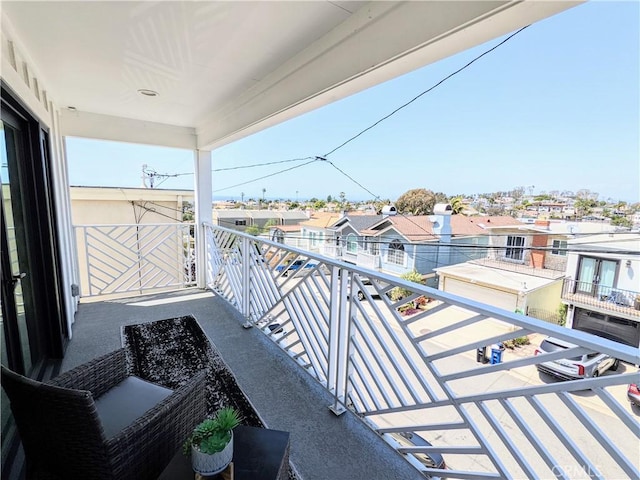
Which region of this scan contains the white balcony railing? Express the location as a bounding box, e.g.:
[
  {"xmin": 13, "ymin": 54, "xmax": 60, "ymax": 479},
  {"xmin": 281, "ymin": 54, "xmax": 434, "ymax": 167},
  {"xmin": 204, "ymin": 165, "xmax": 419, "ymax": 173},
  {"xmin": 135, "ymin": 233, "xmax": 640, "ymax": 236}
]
[
  {"xmin": 204, "ymin": 224, "xmax": 640, "ymax": 480},
  {"xmin": 75, "ymin": 223, "xmax": 196, "ymax": 297}
]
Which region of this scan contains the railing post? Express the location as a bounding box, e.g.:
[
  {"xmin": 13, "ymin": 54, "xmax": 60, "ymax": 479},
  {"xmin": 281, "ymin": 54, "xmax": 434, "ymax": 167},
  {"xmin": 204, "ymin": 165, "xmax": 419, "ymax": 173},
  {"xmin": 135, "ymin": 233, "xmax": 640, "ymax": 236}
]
[
  {"xmin": 241, "ymin": 236, "xmax": 251, "ymax": 321},
  {"xmin": 328, "ymin": 266, "xmax": 351, "ymax": 415}
]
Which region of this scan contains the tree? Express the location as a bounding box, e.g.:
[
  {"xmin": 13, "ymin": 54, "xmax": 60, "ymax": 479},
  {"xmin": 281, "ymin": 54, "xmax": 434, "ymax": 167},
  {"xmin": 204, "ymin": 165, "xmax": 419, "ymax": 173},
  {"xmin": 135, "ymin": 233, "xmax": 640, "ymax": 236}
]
[
  {"xmin": 574, "ymin": 197, "xmax": 596, "ymax": 218},
  {"xmin": 263, "ymin": 218, "xmax": 278, "ymax": 233},
  {"xmin": 245, "ymin": 225, "xmax": 261, "ymax": 236},
  {"xmin": 389, "ymin": 269, "xmax": 425, "ymax": 301},
  {"xmin": 611, "ymin": 216, "xmax": 632, "ymax": 228},
  {"xmin": 327, "ymin": 195, "xmax": 333, "ymax": 203},
  {"xmin": 449, "ymin": 197, "xmax": 464, "ymax": 215},
  {"xmin": 395, "ymin": 188, "xmax": 436, "ymax": 215}
]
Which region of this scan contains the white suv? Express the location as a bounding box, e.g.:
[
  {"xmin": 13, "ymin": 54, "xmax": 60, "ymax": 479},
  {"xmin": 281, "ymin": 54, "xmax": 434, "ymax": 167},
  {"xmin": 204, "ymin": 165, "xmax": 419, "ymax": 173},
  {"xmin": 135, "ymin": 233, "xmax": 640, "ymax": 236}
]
[{"xmin": 535, "ymin": 336, "xmax": 619, "ymax": 380}]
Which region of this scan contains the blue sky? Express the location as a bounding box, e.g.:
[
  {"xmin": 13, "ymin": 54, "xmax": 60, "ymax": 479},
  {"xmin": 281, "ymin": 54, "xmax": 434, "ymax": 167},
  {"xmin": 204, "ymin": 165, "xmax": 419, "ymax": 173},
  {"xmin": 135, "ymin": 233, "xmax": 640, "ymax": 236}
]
[{"xmin": 66, "ymin": 1, "xmax": 639, "ymax": 203}]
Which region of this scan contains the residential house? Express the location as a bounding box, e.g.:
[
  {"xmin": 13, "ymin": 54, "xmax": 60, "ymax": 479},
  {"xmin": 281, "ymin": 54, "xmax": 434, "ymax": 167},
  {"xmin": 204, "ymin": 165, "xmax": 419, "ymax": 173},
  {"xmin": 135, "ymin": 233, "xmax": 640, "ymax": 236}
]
[
  {"xmin": 70, "ymin": 186, "xmax": 193, "ymax": 225},
  {"xmin": 434, "ymin": 262, "xmax": 564, "ymax": 318},
  {"xmin": 355, "ymin": 206, "xmax": 515, "ymax": 283},
  {"xmin": 298, "ymin": 211, "xmax": 342, "ymax": 253},
  {"xmin": 212, "ymin": 209, "xmax": 308, "ymax": 232},
  {"xmin": 434, "ymin": 219, "xmax": 570, "ymax": 318},
  {"xmin": 435, "ymin": 219, "xmax": 629, "ymax": 323},
  {"xmin": 70, "ymin": 186, "xmax": 195, "ymax": 297},
  {"xmin": 562, "ymin": 233, "xmax": 640, "ymax": 348},
  {"xmin": 321, "ymin": 213, "xmax": 383, "ymax": 267}
]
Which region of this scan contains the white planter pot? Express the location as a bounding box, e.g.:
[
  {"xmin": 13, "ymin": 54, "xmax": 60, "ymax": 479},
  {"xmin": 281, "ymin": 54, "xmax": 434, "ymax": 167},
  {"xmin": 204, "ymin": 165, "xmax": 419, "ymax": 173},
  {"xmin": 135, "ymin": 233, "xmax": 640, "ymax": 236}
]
[{"xmin": 191, "ymin": 432, "xmax": 234, "ymax": 476}]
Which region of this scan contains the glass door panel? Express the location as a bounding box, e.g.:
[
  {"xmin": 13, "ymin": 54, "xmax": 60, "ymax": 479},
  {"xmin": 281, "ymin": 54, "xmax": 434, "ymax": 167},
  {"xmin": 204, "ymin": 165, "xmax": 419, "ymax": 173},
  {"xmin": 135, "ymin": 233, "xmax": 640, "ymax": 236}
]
[
  {"xmin": 597, "ymin": 259, "xmax": 618, "ymax": 299},
  {"xmin": 576, "ymin": 257, "xmax": 596, "ymax": 294},
  {"xmin": 1, "ymin": 118, "xmax": 33, "ymax": 373}
]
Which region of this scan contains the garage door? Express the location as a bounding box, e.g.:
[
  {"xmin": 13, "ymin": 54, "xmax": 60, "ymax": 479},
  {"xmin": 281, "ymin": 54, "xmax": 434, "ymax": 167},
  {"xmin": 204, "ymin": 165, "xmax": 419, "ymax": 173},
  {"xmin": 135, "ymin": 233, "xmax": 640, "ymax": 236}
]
[
  {"xmin": 443, "ymin": 277, "xmax": 517, "ymax": 312},
  {"xmin": 573, "ymin": 308, "xmax": 640, "ymax": 348}
]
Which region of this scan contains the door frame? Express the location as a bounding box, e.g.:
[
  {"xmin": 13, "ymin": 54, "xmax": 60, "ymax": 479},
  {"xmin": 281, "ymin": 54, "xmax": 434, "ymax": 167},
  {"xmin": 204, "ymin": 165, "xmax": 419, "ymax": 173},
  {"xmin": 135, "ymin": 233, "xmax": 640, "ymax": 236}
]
[
  {"xmin": 1, "ymin": 83, "xmax": 67, "ymax": 372},
  {"xmin": 576, "ymin": 256, "xmax": 619, "ymax": 298}
]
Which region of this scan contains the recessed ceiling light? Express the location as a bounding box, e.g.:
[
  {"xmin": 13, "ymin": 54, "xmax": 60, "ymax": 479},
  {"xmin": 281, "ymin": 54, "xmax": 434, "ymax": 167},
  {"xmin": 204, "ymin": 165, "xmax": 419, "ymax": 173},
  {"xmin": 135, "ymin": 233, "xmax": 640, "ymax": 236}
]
[{"xmin": 138, "ymin": 89, "xmax": 159, "ymax": 97}]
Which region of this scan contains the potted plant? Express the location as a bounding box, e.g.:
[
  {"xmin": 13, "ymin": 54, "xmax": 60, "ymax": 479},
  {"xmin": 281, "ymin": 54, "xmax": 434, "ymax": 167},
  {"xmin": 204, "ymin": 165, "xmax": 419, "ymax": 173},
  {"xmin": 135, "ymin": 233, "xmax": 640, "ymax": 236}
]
[{"xmin": 183, "ymin": 407, "xmax": 242, "ymax": 476}]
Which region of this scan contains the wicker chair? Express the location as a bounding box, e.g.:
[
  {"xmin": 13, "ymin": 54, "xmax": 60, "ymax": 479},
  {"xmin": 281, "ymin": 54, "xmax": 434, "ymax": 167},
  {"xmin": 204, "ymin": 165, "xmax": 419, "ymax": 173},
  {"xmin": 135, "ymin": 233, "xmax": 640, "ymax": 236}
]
[{"xmin": 1, "ymin": 348, "xmax": 207, "ymax": 480}]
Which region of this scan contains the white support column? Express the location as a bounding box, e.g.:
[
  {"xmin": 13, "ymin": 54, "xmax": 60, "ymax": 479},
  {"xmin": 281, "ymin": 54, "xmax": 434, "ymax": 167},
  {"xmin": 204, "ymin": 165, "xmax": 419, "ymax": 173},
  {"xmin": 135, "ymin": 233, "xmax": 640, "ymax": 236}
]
[{"xmin": 194, "ymin": 149, "xmax": 212, "ymax": 289}]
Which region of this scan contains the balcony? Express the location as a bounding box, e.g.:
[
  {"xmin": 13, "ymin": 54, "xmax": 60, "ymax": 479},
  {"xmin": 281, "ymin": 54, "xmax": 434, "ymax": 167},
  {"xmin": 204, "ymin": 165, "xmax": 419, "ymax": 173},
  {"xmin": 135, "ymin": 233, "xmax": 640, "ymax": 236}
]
[
  {"xmin": 562, "ymin": 278, "xmax": 640, "ymax": 319},
  {"xmin": 52, "ymin": 224, "xmax": 640, "ymax": 478},
  {"xmin": 473, "ymin": 257, "xmax": 567, "ymax": 280}
]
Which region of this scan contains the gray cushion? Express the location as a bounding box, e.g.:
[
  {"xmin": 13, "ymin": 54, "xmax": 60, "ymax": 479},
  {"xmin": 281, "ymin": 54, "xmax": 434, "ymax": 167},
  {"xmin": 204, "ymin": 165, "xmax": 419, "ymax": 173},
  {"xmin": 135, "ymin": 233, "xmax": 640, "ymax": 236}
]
[{"xmin": 94, "ymin": 376, "xmax": 173, "ymax": 439}]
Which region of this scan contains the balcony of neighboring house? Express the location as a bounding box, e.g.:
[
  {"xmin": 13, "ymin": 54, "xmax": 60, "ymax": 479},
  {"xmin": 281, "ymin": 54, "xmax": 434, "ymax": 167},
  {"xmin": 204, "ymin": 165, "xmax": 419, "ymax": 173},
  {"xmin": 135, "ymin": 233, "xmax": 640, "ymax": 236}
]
[{"xmin": 562, "ymin": 278, "xmax": 640, "ymax": 319}]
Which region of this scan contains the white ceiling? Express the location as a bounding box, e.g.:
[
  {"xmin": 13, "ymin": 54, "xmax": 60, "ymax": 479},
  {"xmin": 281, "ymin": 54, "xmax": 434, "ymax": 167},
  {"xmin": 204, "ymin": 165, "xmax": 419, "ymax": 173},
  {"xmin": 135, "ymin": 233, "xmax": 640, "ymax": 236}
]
[{"xmin": 1, "ymin": 1, "xmax": 581, "ymax": 149}]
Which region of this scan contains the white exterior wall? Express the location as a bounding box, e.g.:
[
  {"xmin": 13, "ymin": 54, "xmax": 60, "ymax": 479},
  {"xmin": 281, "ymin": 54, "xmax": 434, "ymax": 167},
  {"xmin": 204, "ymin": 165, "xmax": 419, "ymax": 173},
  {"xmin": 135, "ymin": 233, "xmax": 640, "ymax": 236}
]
[{"xmin": 2, "ymin": 18, "xmax": 80, "ymax": 334}]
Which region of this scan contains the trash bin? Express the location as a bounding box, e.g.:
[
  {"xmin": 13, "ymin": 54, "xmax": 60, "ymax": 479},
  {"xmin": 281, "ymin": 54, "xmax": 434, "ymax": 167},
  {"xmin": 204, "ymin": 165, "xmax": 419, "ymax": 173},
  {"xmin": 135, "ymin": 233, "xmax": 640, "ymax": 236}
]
[
  {"xmin": 476, "ymin": 346, "xmax": 488, "ymax": 364},
  {"xmin": 490, "ymin": 343, "xmax": 504, "ymax": 364}
]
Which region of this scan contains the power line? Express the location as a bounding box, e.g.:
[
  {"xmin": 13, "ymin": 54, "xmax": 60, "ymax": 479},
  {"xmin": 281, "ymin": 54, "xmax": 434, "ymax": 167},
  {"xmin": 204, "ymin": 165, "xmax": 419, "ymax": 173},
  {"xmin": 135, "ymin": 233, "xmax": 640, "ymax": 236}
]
[
  {"xmin": 212, "ymin": 158, "xmax": 321, "ymax": 193},
  {"xmin": 323, "ymin": 25, "xmax": 530, "ymax": 157},
  {"xmin": 212, "ymin": 157, "xmax": 315, "ymax": 172}
]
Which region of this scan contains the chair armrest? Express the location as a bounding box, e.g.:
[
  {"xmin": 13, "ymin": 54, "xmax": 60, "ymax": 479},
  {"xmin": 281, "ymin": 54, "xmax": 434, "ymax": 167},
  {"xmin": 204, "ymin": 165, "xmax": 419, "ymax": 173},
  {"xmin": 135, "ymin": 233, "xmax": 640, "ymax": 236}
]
[
  {"xmin": 49, "ymin": 349, "xmax": 129, "ymax": 398},
  {"xmin": 106, "ymin": 370, "xmax": 208, "ymax": 480}
]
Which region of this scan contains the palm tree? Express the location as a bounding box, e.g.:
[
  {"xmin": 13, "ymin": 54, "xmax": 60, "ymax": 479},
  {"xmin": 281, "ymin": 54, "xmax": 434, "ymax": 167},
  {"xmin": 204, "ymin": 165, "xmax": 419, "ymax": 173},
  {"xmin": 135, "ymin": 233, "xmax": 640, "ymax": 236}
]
[{"xmin": 450, "ymin": 196, "xmax": 464, "ymax": 215}]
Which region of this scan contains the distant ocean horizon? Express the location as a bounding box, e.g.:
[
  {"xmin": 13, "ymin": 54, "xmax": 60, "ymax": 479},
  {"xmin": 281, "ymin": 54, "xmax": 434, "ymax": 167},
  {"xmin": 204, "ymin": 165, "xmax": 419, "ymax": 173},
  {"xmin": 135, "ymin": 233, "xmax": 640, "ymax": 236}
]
[{"xmin": 211, "ymin": 195, "xmax": 369, "ymax": 202}]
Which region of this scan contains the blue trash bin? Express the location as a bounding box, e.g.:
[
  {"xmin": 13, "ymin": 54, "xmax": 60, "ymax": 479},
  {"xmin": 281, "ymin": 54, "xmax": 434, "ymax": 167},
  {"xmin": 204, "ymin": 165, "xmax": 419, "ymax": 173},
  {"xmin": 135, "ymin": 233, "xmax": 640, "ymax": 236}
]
[{"xmin": 490, "ymin": 343, "xmax": 504, "ymax": 364}]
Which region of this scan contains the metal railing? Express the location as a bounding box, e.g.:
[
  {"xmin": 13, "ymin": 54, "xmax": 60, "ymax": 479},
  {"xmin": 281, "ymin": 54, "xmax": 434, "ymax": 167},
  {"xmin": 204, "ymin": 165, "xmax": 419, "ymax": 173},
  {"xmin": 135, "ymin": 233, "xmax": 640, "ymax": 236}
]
[
  {"xmin": 562, "ymin": 278, "xmax": 640, "ymax": 318},
  {"xmin": 75, "ymin": 223, "xmax": 196, "ymax": 297},
  {"xmin": 204, "ymin": 224, "xmax": 639, "ymax": 480}
]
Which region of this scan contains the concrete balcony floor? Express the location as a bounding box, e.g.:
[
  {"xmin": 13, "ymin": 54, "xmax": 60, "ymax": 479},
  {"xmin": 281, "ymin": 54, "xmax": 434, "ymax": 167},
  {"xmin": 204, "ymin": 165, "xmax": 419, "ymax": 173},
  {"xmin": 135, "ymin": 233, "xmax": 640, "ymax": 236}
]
[{"xmin": 62, "ymin": 289, "xmax": 424, "ymax": 480}]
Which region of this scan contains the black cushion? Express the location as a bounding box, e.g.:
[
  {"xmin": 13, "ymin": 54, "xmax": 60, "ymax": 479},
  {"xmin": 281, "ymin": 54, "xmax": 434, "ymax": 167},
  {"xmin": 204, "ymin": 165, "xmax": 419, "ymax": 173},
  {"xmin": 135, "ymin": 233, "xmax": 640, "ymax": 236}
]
[{"xmin": 94, "ymin": 376, "xmax": 173, "ymax": 438}]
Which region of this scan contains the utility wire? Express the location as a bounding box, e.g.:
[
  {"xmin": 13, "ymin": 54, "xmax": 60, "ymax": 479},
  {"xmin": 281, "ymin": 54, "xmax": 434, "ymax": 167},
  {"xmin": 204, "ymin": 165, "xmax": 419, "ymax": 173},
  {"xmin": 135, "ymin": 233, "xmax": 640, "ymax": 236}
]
[
  {"xmin": 213, "ymin": 157, "xmax": 315, "ymax": 172},
  {"xmin": 323, "ymin": 25, "xmax": 530, "ymax": 157},
  {"xmin": 212, "ymin": 158, "xmax": 321, "ymax": 193}
]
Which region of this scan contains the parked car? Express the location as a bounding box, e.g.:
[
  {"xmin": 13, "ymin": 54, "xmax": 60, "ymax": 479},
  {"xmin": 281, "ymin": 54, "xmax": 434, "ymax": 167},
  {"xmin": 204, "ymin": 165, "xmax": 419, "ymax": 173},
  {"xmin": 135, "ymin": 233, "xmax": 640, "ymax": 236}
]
[
  {"xmin": 354, "ymin": 277, "xmax": 382, "ymax": 301},
  {"xmin": 347, "ymin": 277, "xmax": 389, "ymax": 301},
  {"xmin": 534, "ymin": 336, "xmax": 619, "ymax": 380},
  {"xmin": 275, "ymin": 259, "xmax": 317, "ymax": 276},
  {"xmin": 389, "ymin": 431, "xmax": 446, "ymax": 475},
  {"xmin": 628, "ymin": 384, "xmax": 640, "ymax": 407}
]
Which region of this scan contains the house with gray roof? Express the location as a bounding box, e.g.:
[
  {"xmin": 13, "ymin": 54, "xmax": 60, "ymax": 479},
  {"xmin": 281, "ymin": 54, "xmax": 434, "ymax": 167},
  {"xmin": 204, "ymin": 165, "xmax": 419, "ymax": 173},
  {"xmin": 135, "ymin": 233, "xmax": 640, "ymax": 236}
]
[{"xmin": 212, "ymin": 209, "xmax": 309, "ymax": 232}]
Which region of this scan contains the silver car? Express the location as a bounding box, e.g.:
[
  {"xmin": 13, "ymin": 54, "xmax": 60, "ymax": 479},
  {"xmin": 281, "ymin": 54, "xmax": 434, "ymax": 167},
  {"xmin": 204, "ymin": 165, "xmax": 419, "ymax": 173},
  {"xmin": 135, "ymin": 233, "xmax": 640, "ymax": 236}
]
[{"xmin": 535, "ymin": 336, "xmax": 619, "ymax": 380}]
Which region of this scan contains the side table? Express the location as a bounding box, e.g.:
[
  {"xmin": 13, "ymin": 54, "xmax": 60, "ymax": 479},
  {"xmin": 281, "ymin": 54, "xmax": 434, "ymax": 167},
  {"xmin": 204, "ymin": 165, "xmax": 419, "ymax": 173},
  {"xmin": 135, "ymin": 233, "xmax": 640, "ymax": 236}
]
[{"xmin": 158, "ymin": 425, "xmax": 290, "ymax": 480}]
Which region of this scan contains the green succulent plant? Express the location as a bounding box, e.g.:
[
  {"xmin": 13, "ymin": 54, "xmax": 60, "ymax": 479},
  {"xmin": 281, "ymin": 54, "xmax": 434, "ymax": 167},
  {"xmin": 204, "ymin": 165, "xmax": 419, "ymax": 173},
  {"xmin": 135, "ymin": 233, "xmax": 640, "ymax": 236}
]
[{"xmin": 183, "ymin": 407, "xmax": 242, "ymax": 456}]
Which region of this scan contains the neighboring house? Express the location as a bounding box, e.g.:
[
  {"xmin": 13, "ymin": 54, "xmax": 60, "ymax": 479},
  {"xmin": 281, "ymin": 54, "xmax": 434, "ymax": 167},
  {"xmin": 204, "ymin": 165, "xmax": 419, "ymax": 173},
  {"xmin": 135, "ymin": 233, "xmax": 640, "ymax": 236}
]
[
  {"xmin": 434, "ymin": 220, "xmax": 634, "ymax": 325},
  {"xmin": 70, "ymin": 186, "xmax": 193, "ymax": 225},
  {"xmin": 434, "ymin": 262, "xmax": 564, "ymax": 318},
  {"xmin": 323, "ymin": 214, "xmax": 383, "ymax": 268},
  {"xmin": 70, "ymin": 186, "xmax": 195, "ymax": 298},
  {"xmin": 212, "ymin": 209, "xmax": 308, "ymax": 232},
  {"xmin": 562, "ymin": 233, "xmax": 640, "ymax": 348},
  {"xmin": 358, "ymin": 205, "xmax": 517, "ymax": 283},
  {"xmin": 298, "ymin": 212, "xmax": 342, "ymax": 253},
  {"xmin": 478, "ymin": 219, "xmax": 621, "ymax": 274},
  {"xmin": 269, "ymin": 224, "xmax": 303, "ymax": 249}
]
